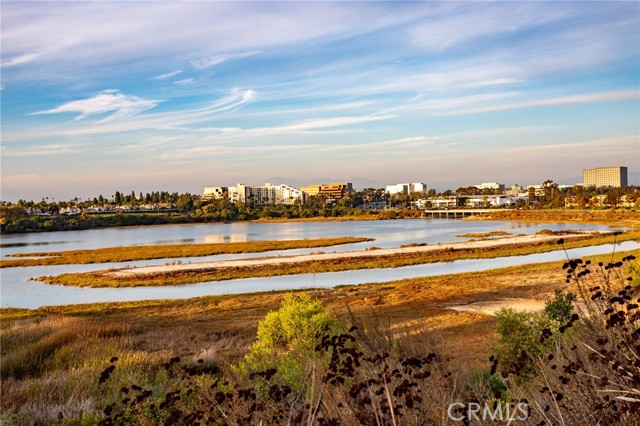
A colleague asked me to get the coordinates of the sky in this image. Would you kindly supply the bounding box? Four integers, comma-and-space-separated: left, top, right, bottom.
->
1, 1, 639, 202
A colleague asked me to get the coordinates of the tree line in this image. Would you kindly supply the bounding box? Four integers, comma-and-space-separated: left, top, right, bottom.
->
1, 184, 637, 233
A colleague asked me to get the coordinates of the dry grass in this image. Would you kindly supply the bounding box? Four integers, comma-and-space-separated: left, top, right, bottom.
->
0, 237, 372, 268
456, 231, 511, 238
467, 208, 640, 228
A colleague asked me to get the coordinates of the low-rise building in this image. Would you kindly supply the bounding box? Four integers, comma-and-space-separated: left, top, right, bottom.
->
227, 183, 305, 206
300, 182, 353, 200
473, 182, 505, 191
385, 182, 427, 195
429, 197, 458, 209
202, 187, 228, 200
462, 195, 515, 207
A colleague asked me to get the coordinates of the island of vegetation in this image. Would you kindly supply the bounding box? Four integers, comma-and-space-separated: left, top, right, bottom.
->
0, 237, 372, 268
35, 230, 639, 287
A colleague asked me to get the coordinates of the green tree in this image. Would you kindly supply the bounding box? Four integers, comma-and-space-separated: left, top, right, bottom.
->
175, 194, 194, 212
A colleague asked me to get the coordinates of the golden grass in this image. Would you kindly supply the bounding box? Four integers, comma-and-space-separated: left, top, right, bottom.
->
466, 208, 640, 228
38, 231, 640, 288
455, 231, 511, 238
0, 237, 372, 268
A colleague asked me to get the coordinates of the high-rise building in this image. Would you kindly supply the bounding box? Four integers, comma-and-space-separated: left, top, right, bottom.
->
583, 167, 628, 188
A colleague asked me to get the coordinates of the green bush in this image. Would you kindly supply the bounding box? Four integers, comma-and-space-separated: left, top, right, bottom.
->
544, 290, 577, 322
626, 259, 640, 289
236, 293, 340, 388
494, 308, 559, 380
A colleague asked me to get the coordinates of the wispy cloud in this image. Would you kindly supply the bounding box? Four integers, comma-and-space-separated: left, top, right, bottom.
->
2, 51, 44, 67
30, 90, 161, 122
3, 143, 87, 157
439, 90, 639, 116
190, 51, 261, 70
174, 78, 195, 86
409, 3, 568, 51
152, 70, 183, 80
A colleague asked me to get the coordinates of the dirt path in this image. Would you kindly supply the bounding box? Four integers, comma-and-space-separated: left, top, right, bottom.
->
109, 232, 602, 278
448, 299, 547, 315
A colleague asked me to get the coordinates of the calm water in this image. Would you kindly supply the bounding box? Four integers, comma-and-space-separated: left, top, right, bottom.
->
0, 219, 631, 309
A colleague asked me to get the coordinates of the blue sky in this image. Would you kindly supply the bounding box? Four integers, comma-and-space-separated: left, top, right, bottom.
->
1, 1, 639, 201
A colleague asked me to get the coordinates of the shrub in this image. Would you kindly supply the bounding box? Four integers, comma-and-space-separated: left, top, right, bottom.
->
544, 289, 577, 322
237, 293, 340, 388
626, 258, 640, 289
494, 308, 560, 380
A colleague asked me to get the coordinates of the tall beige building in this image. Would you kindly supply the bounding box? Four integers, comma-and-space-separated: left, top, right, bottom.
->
583, 167, 628, 188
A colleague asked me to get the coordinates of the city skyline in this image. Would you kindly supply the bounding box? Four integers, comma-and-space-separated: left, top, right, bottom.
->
2, 1, 639, 201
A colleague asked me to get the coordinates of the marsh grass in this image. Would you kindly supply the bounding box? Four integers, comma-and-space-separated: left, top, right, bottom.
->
467, 209, 640, 228
39, 231, 640, 288
0, 237, 372, 268
456, 231, 511, 238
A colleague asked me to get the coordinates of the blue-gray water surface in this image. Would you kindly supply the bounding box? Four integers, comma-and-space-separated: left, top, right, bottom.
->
0, 219, 633, 309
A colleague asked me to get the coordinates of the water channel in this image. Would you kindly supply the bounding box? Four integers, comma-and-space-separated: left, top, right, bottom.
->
1, 219, 634, 309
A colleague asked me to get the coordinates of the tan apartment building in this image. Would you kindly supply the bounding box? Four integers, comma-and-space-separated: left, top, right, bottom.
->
202, 187, 228, 200
583, 166, 628, 188
300, 182, 353, 200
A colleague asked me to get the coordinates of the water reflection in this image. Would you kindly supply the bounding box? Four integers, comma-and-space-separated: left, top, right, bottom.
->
202, 234, 248, 243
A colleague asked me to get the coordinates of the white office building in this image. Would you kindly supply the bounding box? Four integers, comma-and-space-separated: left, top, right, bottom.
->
386, 182, 427, 195
227, 183, 305, 205
473, 182, 505, 191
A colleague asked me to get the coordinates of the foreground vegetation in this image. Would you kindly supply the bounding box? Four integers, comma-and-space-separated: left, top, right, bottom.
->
1, 248, 638, 425
37, 230, 640, 287
0, 237, 372, 268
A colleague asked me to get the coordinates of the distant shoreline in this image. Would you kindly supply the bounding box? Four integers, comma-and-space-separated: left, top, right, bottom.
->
2, 208, 637, 235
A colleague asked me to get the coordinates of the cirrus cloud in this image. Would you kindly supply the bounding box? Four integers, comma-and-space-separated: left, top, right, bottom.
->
190, 51, 261, 70
30, 89, 160, 123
